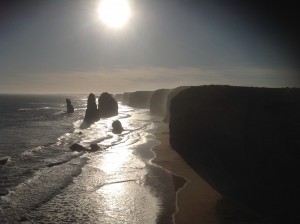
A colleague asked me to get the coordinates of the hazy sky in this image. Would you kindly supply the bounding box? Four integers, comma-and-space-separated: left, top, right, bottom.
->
1, 0, 299, 94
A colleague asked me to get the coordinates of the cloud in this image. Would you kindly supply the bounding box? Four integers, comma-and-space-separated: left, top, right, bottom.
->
0, 66, 298, 94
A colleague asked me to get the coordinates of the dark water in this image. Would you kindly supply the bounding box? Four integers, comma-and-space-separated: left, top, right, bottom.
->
0, 94, 179, 223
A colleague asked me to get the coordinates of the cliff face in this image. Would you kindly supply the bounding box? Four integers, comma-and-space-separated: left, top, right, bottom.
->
150, 89, 171, 116
163, 86, 189, 122
114, 94, 123, 102
169, 85, 300, 218
122, 92, 131, 105
128, 91, 154, 109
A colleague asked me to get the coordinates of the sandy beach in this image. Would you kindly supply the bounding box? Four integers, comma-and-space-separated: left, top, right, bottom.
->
152, 122, 221, 224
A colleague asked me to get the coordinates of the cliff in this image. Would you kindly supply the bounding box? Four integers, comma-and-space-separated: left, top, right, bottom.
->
150, 89, 171, 116
128, 91, 154, 109
169, 85, 300, 221
163, 86, 189, 122
114, 94, 123, 102
122, 92, 131, 105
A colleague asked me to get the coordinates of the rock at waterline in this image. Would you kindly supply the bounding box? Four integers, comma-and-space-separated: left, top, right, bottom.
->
66, 98, 74, 113
0, 188, 9, 196
112, 120, 124, 134
90, 143, 100, 152
69, 143, 88, 152
0, 156, 9, 165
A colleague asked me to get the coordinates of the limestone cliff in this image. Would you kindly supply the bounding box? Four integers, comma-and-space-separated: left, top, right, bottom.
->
169, 85, 300, 220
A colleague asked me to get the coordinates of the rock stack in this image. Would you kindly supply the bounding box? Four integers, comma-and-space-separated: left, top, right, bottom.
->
66, 98, 74, 113
98, 92, 118, 118
84, 93, 100, 124
83, 92, 118, 124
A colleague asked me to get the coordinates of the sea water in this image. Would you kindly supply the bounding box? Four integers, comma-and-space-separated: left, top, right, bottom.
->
0, 94, 178, 223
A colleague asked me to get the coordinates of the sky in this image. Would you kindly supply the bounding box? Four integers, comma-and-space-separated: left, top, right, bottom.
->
0, 0, 299, 94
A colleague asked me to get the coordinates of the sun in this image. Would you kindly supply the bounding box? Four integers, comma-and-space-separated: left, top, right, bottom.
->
98, 0, 131, 29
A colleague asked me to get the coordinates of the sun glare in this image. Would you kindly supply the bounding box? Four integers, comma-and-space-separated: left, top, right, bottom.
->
98, 0, 131, 29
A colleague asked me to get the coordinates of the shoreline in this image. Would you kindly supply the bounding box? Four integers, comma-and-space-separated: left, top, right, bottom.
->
152, 122, 221, 224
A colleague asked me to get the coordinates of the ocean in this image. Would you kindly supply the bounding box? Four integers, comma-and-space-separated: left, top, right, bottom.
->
0, 94, 178, 223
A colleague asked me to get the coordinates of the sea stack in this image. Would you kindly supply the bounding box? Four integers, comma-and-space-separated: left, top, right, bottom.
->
84, 93, 100, 123
66, 98, 74, 113
98, 92, 118, 118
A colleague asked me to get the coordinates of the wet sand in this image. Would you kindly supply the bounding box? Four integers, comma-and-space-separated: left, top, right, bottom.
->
152, 123, 221, 224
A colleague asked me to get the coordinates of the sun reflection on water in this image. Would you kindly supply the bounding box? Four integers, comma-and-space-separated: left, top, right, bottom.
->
99, 147, 131, 173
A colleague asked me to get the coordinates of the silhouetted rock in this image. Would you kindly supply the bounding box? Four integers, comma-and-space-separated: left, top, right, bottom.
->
0, 188, 9, 196
150, 89, 171, 116
66, 98, 74, 113
98, 92, 118, 118
163, 86, 189, 122
84, 93, 100, 123
169, 85, 300, 221
112, 120, 124, 134
128, 91, 154, 109
90, 143, 100, 152
0, 156, 9, 165
69, 143, 88, 152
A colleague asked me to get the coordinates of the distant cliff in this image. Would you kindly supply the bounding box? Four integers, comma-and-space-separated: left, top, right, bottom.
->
163, 86, 189, 122
114, 94, 123, 102
150, 89, 171, 116
122, 92, 131, 105
128, 91, 154, 109
169, 85, 300, 220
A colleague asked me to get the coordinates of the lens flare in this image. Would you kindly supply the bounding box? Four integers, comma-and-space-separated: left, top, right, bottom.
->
98, 0, 131, 29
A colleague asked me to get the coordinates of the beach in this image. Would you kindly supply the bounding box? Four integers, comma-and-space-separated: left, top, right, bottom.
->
152, 122, 221, 224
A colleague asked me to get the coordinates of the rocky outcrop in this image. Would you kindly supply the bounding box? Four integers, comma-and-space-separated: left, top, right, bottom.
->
169, 85, 300, 220
112, 120, 124, 134
98, 92, 118, 118
0, 156, 9, 165
90, 143, 100, 152
84, 93, 100, 124
128, 91, 154, 109
69, 143, 88, 152
150, 89, 171, 116
0, 188, 9, 196
163, 86, 189, 122
66, 98, 74, 113
70, 143, 100, 152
